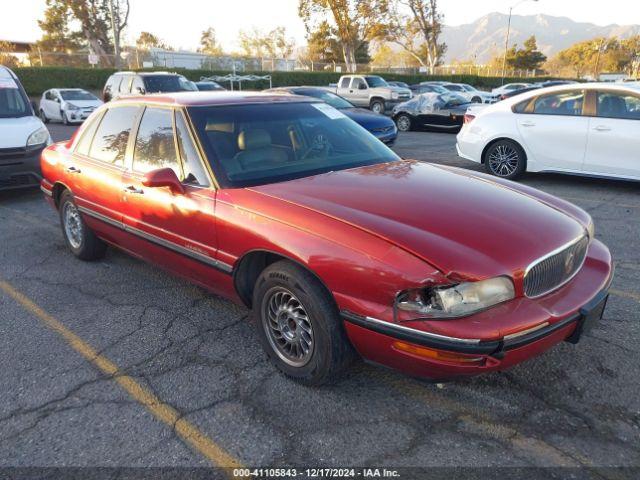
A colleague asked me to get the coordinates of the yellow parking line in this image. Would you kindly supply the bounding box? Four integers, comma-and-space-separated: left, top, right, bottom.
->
0, 280, 243, 473
610, 288, 640, 303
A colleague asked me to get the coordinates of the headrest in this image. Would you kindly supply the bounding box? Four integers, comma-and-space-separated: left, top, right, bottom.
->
238, 129, 271, 150
205, 121, 234, 133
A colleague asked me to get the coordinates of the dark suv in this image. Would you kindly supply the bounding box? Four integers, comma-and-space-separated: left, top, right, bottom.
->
102, 71, 196, 102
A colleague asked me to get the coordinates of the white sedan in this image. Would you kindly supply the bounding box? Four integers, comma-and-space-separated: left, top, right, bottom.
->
456, 83, 640, 181
490, 83, 530, 96
39, 88, 103, 125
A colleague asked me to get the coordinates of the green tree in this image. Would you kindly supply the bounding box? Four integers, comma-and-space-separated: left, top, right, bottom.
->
238, 26, 295, 58
199, 27, 224, 56
36, 0, 128, 67
510, 36, 546, 70
136, 32, 172, 51
0, 42, 20, 68
299, 0, 387, 72
375, 0, 445, 73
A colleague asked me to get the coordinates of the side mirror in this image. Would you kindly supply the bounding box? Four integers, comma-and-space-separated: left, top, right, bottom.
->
142, 168, 185, 194
358, 83, 367, 90
135, 86, 146, 94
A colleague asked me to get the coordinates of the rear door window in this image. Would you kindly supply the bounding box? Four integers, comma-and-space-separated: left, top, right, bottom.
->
89, 106, 138, 166
75, 111, 104, 156
596, 91, 640, 120
533, 90, 584, 116
132, 107, 180, 176
339, 77, 351, 89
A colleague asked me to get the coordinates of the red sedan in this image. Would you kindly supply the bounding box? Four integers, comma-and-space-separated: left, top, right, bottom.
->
40, 92, 613, 385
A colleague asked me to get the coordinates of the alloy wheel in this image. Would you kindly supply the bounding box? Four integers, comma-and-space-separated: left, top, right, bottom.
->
396, 115, 411, 132
63, 202, 83, 249
488, 144, 520, 177
262, 286, 314, 367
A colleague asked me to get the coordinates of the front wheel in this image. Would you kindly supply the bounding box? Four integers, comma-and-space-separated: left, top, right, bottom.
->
370, 99, 385, 114
40, 109, 49, 124
59, 190, 107, 261
62, 111, 70, 125
483, 139, 527, 180
253, 261, 356, 385
395, 114, 412, 132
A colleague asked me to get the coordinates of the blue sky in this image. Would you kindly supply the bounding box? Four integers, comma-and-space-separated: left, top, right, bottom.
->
3, 0, 639, 51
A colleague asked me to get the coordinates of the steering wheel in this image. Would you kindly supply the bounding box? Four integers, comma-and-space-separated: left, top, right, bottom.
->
300, 132, 333, 161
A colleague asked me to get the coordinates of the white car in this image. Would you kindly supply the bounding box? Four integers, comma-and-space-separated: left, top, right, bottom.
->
490, 83, 530, 97
440, 83, 495, 104
0, 66, 51, 191
39, 88, 103, 125
456, 83, 640, 181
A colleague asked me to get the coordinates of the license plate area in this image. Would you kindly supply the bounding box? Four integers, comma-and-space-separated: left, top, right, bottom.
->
565, 292, 608, 344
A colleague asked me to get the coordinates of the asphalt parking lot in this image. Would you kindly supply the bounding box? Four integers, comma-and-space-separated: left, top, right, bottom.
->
1, 123, 639, 477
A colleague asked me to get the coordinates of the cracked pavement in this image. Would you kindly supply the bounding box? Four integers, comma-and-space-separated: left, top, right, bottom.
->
0, 124, 638, 474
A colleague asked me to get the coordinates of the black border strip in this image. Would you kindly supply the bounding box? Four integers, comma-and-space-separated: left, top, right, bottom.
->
341, 310, 501, 355
77, 206, 233, 275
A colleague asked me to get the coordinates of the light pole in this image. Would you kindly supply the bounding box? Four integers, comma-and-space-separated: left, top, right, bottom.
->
501, 0, 539, 85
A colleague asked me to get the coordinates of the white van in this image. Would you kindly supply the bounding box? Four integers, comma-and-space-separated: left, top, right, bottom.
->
0, 65, 51, 191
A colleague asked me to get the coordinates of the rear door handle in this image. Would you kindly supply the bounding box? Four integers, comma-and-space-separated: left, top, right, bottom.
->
123, 185, 144, 194
66, 166, 81, 174
593, 125, 611, 132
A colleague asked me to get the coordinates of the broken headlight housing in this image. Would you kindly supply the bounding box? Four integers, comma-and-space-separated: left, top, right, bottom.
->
396, 277, 515, 319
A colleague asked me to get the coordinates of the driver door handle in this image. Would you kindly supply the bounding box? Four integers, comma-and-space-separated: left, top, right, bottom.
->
123, 185, 144, 194
66, 166, 81, 174
593, 125, 611, 132
520, 121, 536, 127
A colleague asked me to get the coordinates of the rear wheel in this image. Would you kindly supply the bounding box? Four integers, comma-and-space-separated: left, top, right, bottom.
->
483, 139, 527, 180
472, 96, 482, 103
59, 190, 107, 261
395, 114, 412, 132
253, 260, 356, 385
370, 99, 385, 114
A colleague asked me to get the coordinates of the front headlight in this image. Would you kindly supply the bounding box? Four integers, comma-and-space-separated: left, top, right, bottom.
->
66, 103, 79, 110
397, 277, 515, 318
586, 217, 595, 241
26, 126, 51, 147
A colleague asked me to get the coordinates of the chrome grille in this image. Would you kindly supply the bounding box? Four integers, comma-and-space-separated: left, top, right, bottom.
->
524, 235, 589, 297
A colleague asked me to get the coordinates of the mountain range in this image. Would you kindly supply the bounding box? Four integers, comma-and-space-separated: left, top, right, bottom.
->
441, 13, 640, 63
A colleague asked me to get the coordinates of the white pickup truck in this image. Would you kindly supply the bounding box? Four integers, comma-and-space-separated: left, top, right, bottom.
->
331, 75, 412, 114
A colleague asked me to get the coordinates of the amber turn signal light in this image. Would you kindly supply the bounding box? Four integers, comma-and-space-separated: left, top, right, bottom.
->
392, 341, 485, 365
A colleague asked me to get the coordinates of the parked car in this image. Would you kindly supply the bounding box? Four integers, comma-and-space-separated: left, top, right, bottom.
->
387, 81, 410, 89
39, 88, 103, 125
495, 84, 543, 101
102, 71, 197, 102
194, 80, 225, 91
410, 83, 450, 95
430, 82, 495, 104
332, 75, 412, 114
491, 83, 531, 97
392, 92, 474, 132
40, 91, 612, 384
456, 83, 640, 181
0, 66, 51, 191
266, 86, 397, 145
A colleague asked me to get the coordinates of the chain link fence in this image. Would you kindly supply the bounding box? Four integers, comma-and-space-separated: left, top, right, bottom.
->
19, 48, 541, 78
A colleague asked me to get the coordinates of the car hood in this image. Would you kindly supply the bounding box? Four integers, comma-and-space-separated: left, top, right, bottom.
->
251, 160, 585, 280
342, 107, 395, 129
64, 100, 102, 108
0, 116, 44, 148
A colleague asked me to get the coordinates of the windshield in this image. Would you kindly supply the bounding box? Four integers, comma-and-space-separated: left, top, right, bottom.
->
0, 82, 30, 118
143, 75, 195, 93
365, 76, 388, 88
293, 89, 353, 109
60, 90, 98, 101
460, 84, 477, 92
188, 102, 399, 188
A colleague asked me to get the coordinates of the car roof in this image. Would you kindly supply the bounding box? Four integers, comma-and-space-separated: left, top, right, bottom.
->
499, 81, 640, 106
0, 65, 16, 79
113, 71, 179, 77
111, 91, 316, 107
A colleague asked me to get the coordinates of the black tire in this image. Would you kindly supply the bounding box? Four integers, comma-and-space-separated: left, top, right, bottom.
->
62, 110, 69, 125
483, 139, 527, 180
370, 99, 385, 114
40, 109, 49, 124
472, 96, 482, 103
59, 190, 107, 261
252, 260, 356, 385
395, 114, 413, 132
